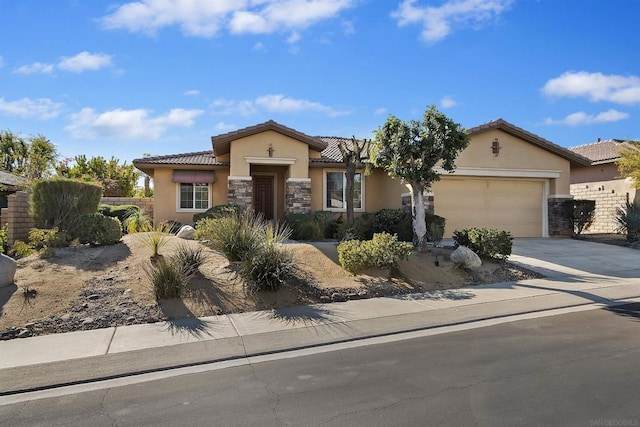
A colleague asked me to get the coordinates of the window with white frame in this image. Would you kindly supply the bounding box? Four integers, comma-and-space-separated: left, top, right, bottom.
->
325, 171, 363, 210
179, 183, 209, 210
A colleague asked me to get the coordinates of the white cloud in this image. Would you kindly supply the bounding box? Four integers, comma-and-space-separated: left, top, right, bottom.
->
211, 94, 350, 117
544, 109, 629, 126
214, 121, 237, 132
0, 97, 63, 119
14, 62, 54, 75
287, 31, 301, 44
253, 42, 267, 51
542, 71, 640, 105
66, 107, 204, 139
101, 0, 355, 38
57, 52, 112, 73
183, 89, 200, 96
374, 107, 388, 115
392, 0, 513, 43
440, 96, 457, 108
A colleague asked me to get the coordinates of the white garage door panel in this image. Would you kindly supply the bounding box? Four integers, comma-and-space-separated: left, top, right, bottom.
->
435, 179, 543, 238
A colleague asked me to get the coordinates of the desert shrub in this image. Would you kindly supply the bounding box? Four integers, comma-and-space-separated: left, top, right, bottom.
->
426, 222, 445, 245
123, 209, 152, 234
242, 243, 295, 292
159, 220, 183, 234
38, 246, 56, 259
193, 204, 241, 223
77, 213, 122, 246
172, 244, 207, 274
138, 225, 171, 257
372, 209, 414, 242
338, 232, 413, 274
195, 213, 265, 262
9, 241, 34, 259
99, 204, 141, 223
616, 201, 640, 242
30, 178, 103, 235
285, 213, 324, 241
28, 228, 72, 250
0, 223, 7, 254
313, 211, 342, 239
565, 199, 596, 236
453, 228, 513, 260
144, 257, 195, 299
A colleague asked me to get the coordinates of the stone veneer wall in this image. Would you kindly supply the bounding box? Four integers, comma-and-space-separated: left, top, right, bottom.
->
227, 177, 253, 210
401, 194, 434, 215
0, 191, 36, 245
548, 197, 573, 237
570, 184, 627, 234
285, 179, 311, 214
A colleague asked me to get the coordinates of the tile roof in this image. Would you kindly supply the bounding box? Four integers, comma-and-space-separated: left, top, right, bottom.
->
568, 139, 635, 165
0, 170, 26, 188
468, 118, 591, 167
132, 151, 226, 166
313, 136, 351, 163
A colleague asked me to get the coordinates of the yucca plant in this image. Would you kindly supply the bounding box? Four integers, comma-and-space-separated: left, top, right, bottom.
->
197, 211, 266, 262
144, 257, 195, 299
138, 224, 171, 259
172, 244, 207, 275
123, 209, 152, 234
616, 201, 640, 242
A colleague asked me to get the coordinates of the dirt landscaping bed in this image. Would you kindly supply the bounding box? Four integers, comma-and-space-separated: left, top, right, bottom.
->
0, 234, 540, 340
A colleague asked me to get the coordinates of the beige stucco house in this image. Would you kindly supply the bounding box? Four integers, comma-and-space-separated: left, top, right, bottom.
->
132, 119, 589, 238
569, 139, 639, 233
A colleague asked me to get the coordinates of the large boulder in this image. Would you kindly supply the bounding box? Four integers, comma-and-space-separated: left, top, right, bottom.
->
450, 245, 482, 269
0, 253, 17, 287
176, 225, 196, 240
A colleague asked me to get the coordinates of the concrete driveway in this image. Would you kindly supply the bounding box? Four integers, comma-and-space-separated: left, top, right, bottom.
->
511, 238, 640, 281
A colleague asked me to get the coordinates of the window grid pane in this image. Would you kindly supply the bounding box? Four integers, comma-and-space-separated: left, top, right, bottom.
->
180, 183, 194, 209
326, 172, 344, 209
194, 184, 209, 210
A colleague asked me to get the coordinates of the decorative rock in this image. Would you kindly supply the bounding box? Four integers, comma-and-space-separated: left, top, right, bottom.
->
87, 294, 101, 300
127, 316, 136, 322
331, 292, 347, 302
0, 253, 17, 288
176, 225, 196, 240
60, 313, 72, 321
450, 245, 482, 269
82, 317, 94, 325
320, 295, 332, 303
17, 329, 31, 338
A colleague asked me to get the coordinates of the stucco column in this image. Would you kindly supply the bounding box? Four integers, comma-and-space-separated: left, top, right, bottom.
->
285, 178, 311, 214
227, 176, 253, 210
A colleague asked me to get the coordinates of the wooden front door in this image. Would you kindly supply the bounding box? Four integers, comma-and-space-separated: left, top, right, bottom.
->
253, 175, 274, 220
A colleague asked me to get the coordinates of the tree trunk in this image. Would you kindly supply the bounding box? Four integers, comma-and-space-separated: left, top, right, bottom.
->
144, 175, 151, 197
410, 181, 427, 252
345, 163, 356, 225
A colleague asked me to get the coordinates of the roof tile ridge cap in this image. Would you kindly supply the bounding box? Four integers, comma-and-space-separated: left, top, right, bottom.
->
135, 150, 213, 160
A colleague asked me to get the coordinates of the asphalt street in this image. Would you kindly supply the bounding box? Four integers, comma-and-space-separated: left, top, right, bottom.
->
2, 303, 640, 427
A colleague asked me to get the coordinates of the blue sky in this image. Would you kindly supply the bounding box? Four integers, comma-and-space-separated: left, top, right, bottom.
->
1, 0, 640, 165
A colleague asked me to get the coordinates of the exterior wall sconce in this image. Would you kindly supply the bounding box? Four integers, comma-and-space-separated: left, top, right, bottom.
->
491, 138, 501, 156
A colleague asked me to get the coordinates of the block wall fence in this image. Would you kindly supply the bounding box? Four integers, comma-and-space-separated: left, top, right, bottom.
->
0, 193, 153, 246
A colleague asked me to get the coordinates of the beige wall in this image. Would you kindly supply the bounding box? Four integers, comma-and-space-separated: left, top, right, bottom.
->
457, 129, 571, 195
309, 167, 405, 213
229, 130, 309, 178
152, 167, 228, 225
571, 163, 620, 184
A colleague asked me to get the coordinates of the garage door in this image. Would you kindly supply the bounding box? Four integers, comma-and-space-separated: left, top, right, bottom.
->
434, 178, 544, 238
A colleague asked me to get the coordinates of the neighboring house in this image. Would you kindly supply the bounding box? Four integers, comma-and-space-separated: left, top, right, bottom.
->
0, 170, 27, 210
133, 119, 589, 238
569, 139, 640, 234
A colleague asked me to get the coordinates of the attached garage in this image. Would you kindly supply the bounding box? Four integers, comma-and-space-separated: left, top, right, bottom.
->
434, 178, 544, 237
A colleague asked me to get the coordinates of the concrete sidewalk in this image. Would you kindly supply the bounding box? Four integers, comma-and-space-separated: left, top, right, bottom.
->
2, 238, 639, 395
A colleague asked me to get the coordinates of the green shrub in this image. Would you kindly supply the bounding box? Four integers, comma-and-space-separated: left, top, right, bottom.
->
30, 178, 103, 235
195, 213, 265, 262
616, 201, 640, 242
193, 204, 241, 223
426, 222, 445, 245
452, 228, 513, 260
372, 209, 415, 242
565, 199, 596, 235
314, 211, 342, 239
77, 213, 122, 246
0, 223, 7, 254
123, 209, 152, 234
242, 243, 295, 292
338, 232, 413, 274
99, 204, 141, 223
337, 212, 375, 240
28, 228, 72, 250
9, 240, 34, 259
285, 213, 324, 241
144, 257, 195, 299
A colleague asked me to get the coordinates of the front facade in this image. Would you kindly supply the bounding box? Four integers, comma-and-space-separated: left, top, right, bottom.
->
133, 119, 589, 238
570, 139, 639, 234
